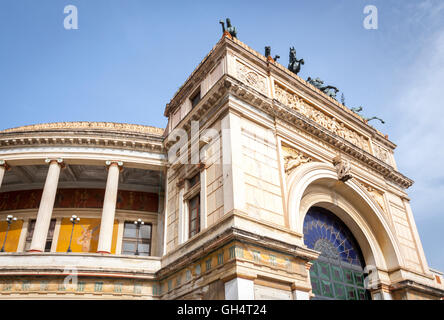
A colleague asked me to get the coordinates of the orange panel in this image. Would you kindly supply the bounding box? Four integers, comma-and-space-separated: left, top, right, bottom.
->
56, 218, 119, 254
0, 220, 23, 252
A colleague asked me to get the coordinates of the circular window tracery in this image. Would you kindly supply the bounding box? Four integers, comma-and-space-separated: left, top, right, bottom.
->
303, 206, 370, 300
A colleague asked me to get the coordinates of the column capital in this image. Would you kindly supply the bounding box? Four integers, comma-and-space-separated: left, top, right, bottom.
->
0, 160, 10, 171
198, 161, 208, 171
105, 160, 123, 171
176, 178, 185, 189
45, 158, 65, 168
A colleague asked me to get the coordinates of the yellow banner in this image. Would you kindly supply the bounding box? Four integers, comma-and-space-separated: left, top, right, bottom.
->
0, 220, 23, 252
56, 218, 118, 253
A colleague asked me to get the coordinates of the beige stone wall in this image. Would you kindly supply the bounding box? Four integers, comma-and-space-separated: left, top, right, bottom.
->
205, 122, 224, 227
241, 118, 284, 226
169, 60, 225, 131
166, 174, 179, 252
386, 192, 423, 272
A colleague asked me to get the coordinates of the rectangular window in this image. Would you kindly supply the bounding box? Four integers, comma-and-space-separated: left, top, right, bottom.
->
122, 222, 152, 256
190, 89, 201, 108
188, 194, 200, 238
188, 173, 200, 188
25, 219, 56, 252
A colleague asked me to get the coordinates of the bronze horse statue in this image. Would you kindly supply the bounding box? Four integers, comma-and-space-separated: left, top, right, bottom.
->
288, 47, 304, 75
351, 106, 385, 124
307, 77, 339, 99
219, 18, 237, 39
265, 46, 280, 62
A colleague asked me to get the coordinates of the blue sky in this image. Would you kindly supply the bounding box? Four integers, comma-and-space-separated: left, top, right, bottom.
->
0, 1, 443, 271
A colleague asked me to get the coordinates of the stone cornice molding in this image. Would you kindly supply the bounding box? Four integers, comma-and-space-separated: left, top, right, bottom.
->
156, 226, 320, 279
0, 122, 164, 136
164, 74, 412, 188
0, 133, 164, 154
223, 76, 413, 189
390, 279, 444, 298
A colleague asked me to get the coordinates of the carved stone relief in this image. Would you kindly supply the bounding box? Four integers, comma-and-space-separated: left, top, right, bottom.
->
361, 182, 387, 213
373, 143, 391, 165
281, 145, 312, 175
236, 61, 268, 95
274, 84, 372, 154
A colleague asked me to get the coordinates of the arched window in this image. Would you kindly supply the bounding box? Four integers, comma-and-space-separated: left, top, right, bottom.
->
303, 206, 370, 300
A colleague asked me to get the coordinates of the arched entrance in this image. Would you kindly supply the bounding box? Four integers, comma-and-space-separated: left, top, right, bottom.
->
304, 206, 370, 300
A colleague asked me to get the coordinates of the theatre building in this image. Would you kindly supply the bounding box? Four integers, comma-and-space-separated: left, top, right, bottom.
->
0, 34, 443, 300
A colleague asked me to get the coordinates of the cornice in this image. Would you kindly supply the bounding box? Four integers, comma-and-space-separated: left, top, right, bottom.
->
390, 279, 444, 298
163, 73, 412, 189
222, 76, 413, 189
156, 226, 319, 280
0, 121, 164, 136
0, 132, 164, 154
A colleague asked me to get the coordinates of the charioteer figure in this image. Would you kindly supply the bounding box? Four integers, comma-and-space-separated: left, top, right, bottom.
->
219, 18, 237, 39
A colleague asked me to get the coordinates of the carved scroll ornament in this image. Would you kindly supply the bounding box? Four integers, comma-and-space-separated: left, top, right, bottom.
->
236, 62, 268, 95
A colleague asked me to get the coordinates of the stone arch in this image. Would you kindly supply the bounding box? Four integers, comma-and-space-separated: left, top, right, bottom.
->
287, 161, 404, 272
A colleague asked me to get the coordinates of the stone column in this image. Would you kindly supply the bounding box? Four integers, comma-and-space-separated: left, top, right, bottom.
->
224, 277, 255, 300
29, 159, 64, 252
97, 161, 122, 254
162, 171, 169, 255
0, 160, 9, 189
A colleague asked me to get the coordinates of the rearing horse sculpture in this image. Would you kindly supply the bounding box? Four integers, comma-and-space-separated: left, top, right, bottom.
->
307, 77, 339, 99
219, 18, 237, 39
265, 46, 280, 62
351, 106, 385, 124
288, 47, 304, 75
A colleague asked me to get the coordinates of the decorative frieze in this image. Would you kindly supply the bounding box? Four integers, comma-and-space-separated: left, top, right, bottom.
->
236, 61, 268, 95
0, 278, 152, 297
274, 84, 372, 154
225, 78, 412, 189
372, 143, 391, 166
1, 122, 164, 136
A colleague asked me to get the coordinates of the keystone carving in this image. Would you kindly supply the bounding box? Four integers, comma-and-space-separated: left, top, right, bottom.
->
333, 155, 352, 182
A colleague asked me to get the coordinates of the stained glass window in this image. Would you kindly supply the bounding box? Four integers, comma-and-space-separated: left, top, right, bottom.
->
303, 206, 370, 300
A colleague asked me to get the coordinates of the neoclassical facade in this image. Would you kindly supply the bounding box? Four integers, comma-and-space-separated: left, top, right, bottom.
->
0, 34, 443, 300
